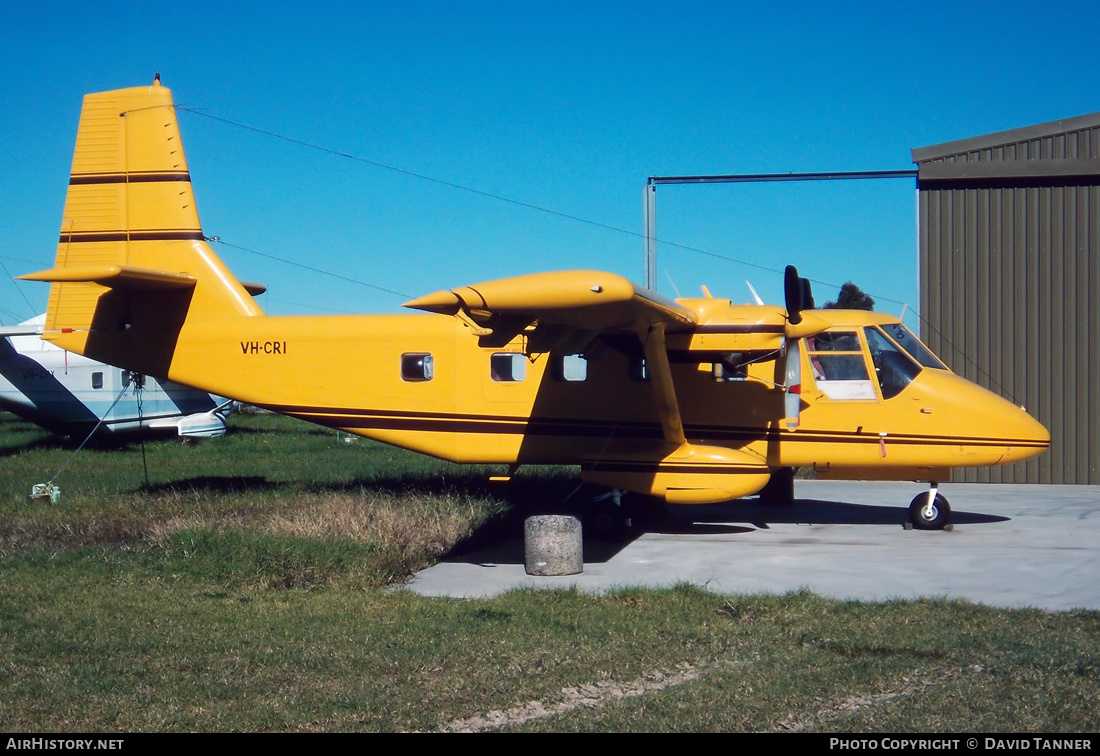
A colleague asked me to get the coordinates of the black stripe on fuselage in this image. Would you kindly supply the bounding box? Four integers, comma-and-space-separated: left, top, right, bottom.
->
262, 403, 1048, 449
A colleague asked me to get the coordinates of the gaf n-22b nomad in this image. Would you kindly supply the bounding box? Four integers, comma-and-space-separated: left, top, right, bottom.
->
21, 80, 1049, 529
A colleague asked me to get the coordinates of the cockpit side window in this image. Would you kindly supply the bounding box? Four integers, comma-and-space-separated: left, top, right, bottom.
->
865, 327, 922, 399
880, 324, 947, 370
805, 331, 875, 400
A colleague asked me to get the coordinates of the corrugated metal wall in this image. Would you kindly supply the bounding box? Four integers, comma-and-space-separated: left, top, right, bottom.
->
913, 114, 1100, 483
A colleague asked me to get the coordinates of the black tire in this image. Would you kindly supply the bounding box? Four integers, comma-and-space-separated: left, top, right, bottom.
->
758, 467, 796, 504
909, 492, 950, 530
583, 499, 627, 538
622, 495, 669, 530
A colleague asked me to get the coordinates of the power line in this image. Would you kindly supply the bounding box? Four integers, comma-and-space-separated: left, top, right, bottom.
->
178, 107, 909, 307
208, 237, 413, 300
1, 259, 40, 319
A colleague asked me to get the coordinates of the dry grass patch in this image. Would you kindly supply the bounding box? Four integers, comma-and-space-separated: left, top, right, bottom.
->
3, 485, 503, 589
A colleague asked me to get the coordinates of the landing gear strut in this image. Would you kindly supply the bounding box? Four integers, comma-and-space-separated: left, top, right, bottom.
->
908, 483, 951, 530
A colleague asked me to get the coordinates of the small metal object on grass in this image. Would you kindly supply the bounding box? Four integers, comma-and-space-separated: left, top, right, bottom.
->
29, 483, 61, 504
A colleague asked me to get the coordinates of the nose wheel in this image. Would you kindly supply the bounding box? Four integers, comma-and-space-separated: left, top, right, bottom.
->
908, 485, 950, 530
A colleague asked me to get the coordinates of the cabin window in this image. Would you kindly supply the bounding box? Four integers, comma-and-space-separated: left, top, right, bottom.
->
91, 372, 103, 390
401, 353, 434, 382
490, 352, 527, 382
553, 354, 588, 382
865, 328, 922, 399
805, 331, 875, 400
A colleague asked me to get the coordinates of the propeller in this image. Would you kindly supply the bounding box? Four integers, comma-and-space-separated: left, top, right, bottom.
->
783, 264, 814, 429
783, 265, 815, 325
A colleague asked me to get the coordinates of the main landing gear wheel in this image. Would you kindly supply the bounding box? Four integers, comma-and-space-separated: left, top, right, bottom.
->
758, 467, 796, 504
583, 490, 667, 538
584, 490, 628, 538
908, 492, 951, 530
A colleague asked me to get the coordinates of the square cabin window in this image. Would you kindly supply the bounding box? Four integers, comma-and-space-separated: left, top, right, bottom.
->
491, 353, 527, 382
91, 372, 103, 390
401, 353, 434, 382
553, 354, 588, 382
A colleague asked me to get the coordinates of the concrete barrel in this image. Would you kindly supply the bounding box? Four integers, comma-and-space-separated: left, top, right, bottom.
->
524, 515, 583, 576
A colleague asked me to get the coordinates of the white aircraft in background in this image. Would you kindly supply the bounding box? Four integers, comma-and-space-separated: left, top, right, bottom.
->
0, 315, 231, 439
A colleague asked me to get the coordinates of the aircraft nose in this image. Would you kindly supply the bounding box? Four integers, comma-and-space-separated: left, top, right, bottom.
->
966, 380, 1050, 463
921, 370, 1050, 466
1001, 404, 1050, 463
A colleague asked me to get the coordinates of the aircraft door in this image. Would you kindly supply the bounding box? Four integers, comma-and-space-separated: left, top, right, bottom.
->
794, 329, 884, 470
803, 331, 877, 401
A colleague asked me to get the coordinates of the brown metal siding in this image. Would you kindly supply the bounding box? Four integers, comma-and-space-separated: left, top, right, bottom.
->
915, 114, 1100, 483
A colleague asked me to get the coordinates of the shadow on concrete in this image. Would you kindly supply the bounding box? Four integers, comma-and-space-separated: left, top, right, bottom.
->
667, 498, 1010, 528
443, 495, 1011, 567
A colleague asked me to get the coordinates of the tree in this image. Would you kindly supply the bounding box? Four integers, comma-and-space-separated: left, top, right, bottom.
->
824, 282, 874, 311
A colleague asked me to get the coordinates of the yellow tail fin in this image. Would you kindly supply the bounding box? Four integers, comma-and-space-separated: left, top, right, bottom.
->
20, 77, 262, 375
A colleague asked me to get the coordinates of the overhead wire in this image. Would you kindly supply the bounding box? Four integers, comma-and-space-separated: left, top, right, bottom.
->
1, 259, 40, 321
5, 106, 982, 391
206, 237, 413, 300
181, 108, 1002, 398
176, 107, 908, 307
176, 111, 1007, 398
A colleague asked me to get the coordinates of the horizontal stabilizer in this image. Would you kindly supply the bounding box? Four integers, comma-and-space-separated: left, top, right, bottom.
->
0, 325, 43, 337
19, 264, 197, 290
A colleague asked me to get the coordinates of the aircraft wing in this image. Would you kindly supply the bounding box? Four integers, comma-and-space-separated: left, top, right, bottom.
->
403, 270, 697, 345
407, 270, 704, 451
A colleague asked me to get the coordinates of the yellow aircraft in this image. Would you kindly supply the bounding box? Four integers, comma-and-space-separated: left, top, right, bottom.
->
21, 79, 1049, 530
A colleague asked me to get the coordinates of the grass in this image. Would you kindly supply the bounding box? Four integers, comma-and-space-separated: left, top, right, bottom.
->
2, 411, 518, 587
1, 411, 1098, 732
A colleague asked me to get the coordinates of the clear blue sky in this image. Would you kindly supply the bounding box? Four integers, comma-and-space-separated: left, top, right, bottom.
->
2, 1, 1098, 327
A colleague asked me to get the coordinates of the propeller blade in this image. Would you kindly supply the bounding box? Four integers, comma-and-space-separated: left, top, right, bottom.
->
784, 338, 802, 430
784, 265, 803, 325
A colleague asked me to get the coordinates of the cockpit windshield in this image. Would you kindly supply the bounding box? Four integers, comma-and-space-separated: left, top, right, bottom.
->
879, 324, 947, 370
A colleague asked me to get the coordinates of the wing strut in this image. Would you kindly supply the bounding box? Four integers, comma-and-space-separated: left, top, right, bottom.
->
641, 322, 686, 446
